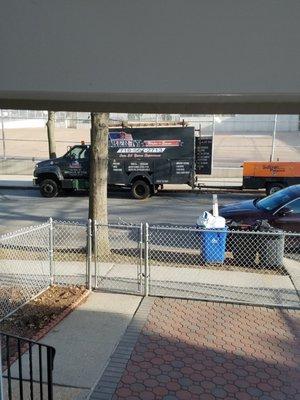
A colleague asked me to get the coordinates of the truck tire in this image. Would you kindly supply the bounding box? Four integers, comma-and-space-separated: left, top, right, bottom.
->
40, 179, 59, 198
266, 183, 284, 196
131, 180, 150, 200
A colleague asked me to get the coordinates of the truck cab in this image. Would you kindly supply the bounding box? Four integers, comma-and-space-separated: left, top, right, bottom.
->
34, 145, 90, 197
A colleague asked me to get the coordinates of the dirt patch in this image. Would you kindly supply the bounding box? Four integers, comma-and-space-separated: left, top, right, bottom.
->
0, 285, 87, 337
0, 286, 87, 368
0, 285, 88, 366
0, 286, 30, 320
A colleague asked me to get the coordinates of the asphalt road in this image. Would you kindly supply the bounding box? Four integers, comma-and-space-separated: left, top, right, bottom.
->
0, 188, 261, 234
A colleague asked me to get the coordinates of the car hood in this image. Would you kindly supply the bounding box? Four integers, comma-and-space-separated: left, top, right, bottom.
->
219, 199, 265, 218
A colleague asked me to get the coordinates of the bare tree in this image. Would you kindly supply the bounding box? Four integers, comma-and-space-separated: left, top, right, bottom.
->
46, 111, 57, 158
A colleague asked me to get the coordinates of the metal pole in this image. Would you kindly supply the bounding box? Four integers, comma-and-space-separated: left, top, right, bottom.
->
49, 218, 54, 285
47, 347, 54, 400
138, 223, 143, 294
87, 219, 92, 290
93, 220, 98, 289
0, 110, 6, 159
0, 336, 4, 400
144, 223, 149, 297
270, 114, 278, 161
211, 114, 216, 171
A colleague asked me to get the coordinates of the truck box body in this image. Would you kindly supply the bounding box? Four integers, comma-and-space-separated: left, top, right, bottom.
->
243, 161, 300, 194
108, 127, 195, 186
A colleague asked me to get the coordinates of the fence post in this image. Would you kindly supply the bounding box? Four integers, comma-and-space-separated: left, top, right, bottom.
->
138, 223, 143, 294
0, 336, 4, 400
47, 347, 55, 400
87, 219, 92, 290
144, 223, 149, 297
49, 218, 54, 285
93, 220, 98, 289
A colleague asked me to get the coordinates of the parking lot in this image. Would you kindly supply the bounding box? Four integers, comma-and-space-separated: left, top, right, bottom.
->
0, 188, 260, 234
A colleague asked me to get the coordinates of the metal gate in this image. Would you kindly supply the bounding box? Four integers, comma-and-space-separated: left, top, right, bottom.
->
94, 223, 143, 295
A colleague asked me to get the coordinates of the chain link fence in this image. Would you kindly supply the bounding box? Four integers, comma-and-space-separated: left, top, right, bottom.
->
52, 220, 88, 287
0, 219, 299, 321
0, 223, 51, 320
1, 111, 299, 170
147, 225, 299, 307
94, 223, 143, 294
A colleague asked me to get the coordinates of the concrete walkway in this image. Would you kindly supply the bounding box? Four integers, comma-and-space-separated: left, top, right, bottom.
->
5, 292, 141, 400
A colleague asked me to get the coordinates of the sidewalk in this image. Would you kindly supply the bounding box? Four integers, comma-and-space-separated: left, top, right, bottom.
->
0, 175, 242, 190
90, 296, 300, 400
0, 174, 35, 188
6, 292, 141, 400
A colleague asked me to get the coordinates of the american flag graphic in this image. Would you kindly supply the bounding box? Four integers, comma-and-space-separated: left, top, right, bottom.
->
109, 131, 133, 141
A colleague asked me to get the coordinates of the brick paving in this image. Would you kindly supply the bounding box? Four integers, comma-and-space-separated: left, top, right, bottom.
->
110, 298, 299, 400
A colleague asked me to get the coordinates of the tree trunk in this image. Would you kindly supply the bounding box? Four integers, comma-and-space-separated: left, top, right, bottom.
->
89, 112, 110, 256
46, 111, 56, 159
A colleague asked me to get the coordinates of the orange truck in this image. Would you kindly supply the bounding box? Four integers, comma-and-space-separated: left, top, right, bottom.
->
243, 161, 300, 195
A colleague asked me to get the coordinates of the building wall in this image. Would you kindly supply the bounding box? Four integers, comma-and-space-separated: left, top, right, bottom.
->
181, 115, 300, 133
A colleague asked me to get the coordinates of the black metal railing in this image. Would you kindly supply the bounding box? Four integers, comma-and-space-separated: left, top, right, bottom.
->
0, 332, 55, 400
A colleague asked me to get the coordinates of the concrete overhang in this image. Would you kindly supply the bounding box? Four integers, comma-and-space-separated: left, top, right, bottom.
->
1, 0, 300, 114
1, 92, 300, 114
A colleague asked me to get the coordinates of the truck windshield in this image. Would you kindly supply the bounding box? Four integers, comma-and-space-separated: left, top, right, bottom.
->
256, 186, 298, 212
65, 146, 87, 160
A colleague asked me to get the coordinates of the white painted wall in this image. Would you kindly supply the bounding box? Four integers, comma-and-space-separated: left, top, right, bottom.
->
213, 115, 299, 133
0, 0, 300, 113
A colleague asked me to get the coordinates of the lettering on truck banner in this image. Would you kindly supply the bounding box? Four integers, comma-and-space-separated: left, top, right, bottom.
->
128, 162, 151, 172
117, 148, 166, 154
175, 161, 190, 175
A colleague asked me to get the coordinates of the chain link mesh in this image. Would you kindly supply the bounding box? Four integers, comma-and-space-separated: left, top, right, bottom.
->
0, 224, 50, 320
284, 232, 300, 262
53, 220, 88, 286
148, 226, 300, 308
95, 223, 142, 294
0, 219, 298, 316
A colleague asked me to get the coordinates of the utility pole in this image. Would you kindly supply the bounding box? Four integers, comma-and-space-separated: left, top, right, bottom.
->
270, 114, 278, 162
0, 110, 6, 159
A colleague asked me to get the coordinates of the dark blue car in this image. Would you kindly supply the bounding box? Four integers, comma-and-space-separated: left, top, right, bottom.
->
219, 185, 300, 233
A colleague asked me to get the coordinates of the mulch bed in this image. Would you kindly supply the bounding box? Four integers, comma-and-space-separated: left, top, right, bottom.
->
0, 285, 89, 367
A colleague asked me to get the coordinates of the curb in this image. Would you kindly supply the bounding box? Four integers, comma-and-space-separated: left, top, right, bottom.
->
89, 297, 155, 400
0, 185, 36, 190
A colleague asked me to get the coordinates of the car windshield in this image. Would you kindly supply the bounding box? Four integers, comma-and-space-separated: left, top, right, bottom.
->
256, 186, 299, 212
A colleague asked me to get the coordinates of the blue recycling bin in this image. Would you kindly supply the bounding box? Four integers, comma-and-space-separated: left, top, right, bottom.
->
200, 227, 228, 263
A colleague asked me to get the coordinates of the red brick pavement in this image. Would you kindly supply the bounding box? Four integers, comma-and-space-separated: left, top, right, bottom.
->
113, 298, 300, 400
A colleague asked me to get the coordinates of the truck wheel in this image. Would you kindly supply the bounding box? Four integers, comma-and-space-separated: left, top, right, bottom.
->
131, 180, 150, 200
40, 179, 59, 198
266, 183, 284, 196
